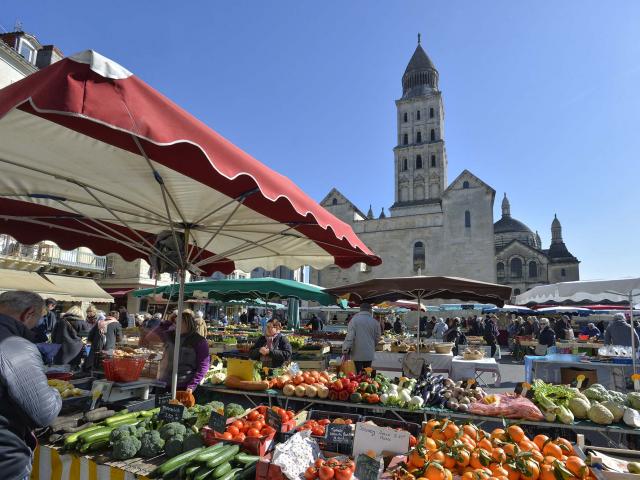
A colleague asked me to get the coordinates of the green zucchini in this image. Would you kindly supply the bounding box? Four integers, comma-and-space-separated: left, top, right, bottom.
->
206, 445, 240, 469
185, 464, 201, 477
78, 439, 109, 453
234, 453, 260, 465
194, 465, 216, 480
105, 411, 140, 426
140, 407, 160, 417
213, 462, 231, 478
64, 425, 103, 445
216, 467, 242, 480
152, 446, 205, 477
78, 427, 114, 444
236, 462, 257, 480
194, 442, 227, 463
104, 417, 141, 428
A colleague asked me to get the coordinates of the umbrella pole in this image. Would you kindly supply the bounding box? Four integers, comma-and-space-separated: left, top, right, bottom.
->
417, 294, 422, 353
631, 291, 637, 376
170, 229, 190, 399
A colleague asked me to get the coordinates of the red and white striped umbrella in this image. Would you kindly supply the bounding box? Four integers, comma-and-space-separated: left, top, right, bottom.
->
0, 50, 380, 395
0, 50, 380, 275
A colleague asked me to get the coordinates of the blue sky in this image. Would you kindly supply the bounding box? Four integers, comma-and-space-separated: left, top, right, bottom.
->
3, 1, 639, 280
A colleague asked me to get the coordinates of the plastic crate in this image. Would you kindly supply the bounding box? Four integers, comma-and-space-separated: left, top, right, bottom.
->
102, 357, 146, 382
361, 416, 421, 437
201, 426, 276, 456
282, 410, 362, 455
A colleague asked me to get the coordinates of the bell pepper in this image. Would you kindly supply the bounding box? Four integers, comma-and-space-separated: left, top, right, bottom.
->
341, 378, 351, 389
367, 394, 380, 404
338, 390, 350, 402
332, 380, 343, 392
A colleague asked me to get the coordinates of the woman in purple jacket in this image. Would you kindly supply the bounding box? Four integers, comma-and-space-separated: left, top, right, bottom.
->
158, 309, 210, 393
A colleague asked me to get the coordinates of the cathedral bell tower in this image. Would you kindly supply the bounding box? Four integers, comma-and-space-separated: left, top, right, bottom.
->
391, 34, 448, 215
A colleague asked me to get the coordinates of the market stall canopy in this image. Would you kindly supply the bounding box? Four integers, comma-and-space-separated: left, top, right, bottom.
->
534, 306, 593, 316
43, 274, 113, 303
326, 276, 512, 307
515, 278, 640, 306
482, 304, 535, 314
131, 277, 336, 305
0, 50, 381, 276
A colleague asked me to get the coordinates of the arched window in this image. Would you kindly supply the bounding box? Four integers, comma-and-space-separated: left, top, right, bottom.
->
497, 262, 505, 277
416, 131, 422, 143
561, 268, 566, 277
403, 112, 407, 122
416, 155, 423, 169
430, 107, 434, 118
510, 258, 523, 278
430, 129, 435, 141
403, 133, 408, 145
463, 181, 470, 189
528, 261, 537, 278
331, 198, 338, 205
413, 241, 425, 272
402, 158, 408, 171
431, 155, 436, 167
416, 110, 421, 120
464, 210, 471, 228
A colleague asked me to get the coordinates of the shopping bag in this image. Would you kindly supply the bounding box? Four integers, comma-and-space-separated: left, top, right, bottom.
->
340, 355, 357, 375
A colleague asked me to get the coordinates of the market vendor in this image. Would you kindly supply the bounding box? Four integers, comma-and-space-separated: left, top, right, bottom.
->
584, 322, 601, 339
157, 309, 210, 393
536, 318, 556, 354
249, 319, 292, 368
85, 311, 122, 370
604, 313, 640, 347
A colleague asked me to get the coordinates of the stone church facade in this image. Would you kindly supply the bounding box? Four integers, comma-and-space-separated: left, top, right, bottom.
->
310, 40, 579, 293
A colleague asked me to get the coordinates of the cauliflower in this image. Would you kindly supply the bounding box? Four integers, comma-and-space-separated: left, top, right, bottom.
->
164, 435, 184, 458
111, 436, 141, 460
138, 430, 165, 458
159, 422, 187, 441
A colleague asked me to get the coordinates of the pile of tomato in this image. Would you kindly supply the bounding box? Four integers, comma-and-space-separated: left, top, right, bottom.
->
215, 405, 295, 442
296, 417, 353, 437
398, 419, 597, 480
305, 457, 355, 480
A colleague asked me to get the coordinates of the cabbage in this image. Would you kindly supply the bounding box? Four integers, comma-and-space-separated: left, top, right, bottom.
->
568, 397, 591, 419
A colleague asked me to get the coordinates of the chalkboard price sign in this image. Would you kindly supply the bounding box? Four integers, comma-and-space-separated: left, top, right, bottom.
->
208, 411, 227, 433
266, 408, 282, 431
158, 404, 184, 423
326, 424, 353, 445
354, 454, 380, 480
155, 393, 171, 408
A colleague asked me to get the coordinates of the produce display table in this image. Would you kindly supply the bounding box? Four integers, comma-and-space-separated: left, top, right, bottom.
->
199, 385, 640, 447
525, 356, 632, 391
450, 356, 501, 386
31, 443, 156, 480
372, 351, 453, 374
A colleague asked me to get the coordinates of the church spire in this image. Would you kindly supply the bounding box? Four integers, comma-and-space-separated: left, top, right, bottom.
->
501, 193, 511, 218
535, 230, 542, 249
367, 204, 374, 219
551, 214, 562, 243
402, 35, 438, 97
379, 207, 386, 219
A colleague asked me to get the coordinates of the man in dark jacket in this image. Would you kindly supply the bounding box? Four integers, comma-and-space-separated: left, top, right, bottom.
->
43, 298, 57, 334
0, 290, 62, 480
306, 315, 324, 332
249, 319, 292, 367
537, 318, 556, 353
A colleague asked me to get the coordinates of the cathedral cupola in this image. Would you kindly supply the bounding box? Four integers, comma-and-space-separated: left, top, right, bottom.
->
501, 193, 511, 217
551, 214, 562, 243
402, 34, 439, 98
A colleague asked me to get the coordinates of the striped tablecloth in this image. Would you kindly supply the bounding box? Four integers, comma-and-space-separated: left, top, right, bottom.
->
31, 444, 151, 480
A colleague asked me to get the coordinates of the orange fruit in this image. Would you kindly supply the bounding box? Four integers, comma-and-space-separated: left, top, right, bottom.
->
555, 438, 574, 455
491, 428, 507, 441
430, 451, 446, 464
444, 423, 460, 440
519, 440, 539, 453
456, 450, 471, 468
530, 451, 545, 464
408, 450, 426, 469
478, 438, 494, 452
503, 443, 518, 457
565, 456, 587, 479
504, 464, 521, 480
464, 424, 480, 440
424, 419, 441, 436
533, 435, 549, 451
507, 425, 526, 444
492, 447, 507, 464
444, 455, 456, 469
543, 456, 557, 465
462, 473, 475, 480
424, 437, 438, 451
520, 460, 540, 480
491, 465, 510, 478
425, 462, 446, 480
539, 465, 555, 480
542, 442, 563, 459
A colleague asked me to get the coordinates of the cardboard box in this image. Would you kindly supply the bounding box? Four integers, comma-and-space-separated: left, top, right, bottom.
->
560, 367, 598, 388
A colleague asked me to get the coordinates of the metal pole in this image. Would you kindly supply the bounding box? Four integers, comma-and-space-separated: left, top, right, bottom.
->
170, 229, 189, 398
417, 293, 422, 354
631, 292, 637, 376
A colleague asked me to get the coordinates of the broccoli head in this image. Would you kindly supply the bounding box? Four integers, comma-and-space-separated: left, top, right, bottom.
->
111, 436, 141, 460
164, 435, 184, 458
208, 401, 224, 414
110, 424, 139, 443
159, 422, 187, 441
183, 431, 204, 451
138, 430, 165, 458
224, 403, 245, 418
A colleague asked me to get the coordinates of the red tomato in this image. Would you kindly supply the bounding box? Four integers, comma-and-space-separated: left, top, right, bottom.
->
409, 435, 417, 448
247, 410, 260, 421
334, 466, 353, 480
252, 421, 264, 431
233, 432, 246, 442
343, 419, 352, 425
226, 426, 240, 436
311, 426, 325, 436
318, 419, 331, 426
232, 420, 244, 430
261, 425, 276, 436
286, 410, 295, 420
319, 465, 335, 480
221, 432, 233, 440
342, 460, 355, 472
257, 406, 268, 415
305, 467, 319, 480
325, 459, 340, 469
315, 459, 326, 468
246, 428, 261, 438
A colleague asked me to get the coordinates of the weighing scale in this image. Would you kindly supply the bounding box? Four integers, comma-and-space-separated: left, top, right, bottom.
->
90, 379, 165, 407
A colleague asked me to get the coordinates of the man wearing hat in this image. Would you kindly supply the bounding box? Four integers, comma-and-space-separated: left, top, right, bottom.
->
342, 303, 380, 373
605, 313, 639, 347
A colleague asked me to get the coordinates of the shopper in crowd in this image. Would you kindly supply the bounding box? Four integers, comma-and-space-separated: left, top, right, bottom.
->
418, 316, 429, 337
85, 311, 122, 370
342, 303, 381, 372
554, 315, 573, 341
117, 306, 130, 329
306, 314, 324, 332
470, 315, 484, 336
259, 311, 268, 334
239, 310, 248, 324
584, 322, 601, 339
141, 310, 176, 346
158, 309, 210, 393
194, 311, 208, 338
249, 318, 292, 368
0, 290, 62, 480
605, 313, 640, 347
433, 317, 448, 340
508, 317, 523, 337
43, 298, 57, 335
393, 316, 404, 334
536, 318, 556, 354
529, 316, 541, 337
51, 306, 87, 367
443, 318, 467, 355
483, 315, 500, 358
383, 317, 393, 331
424, 316, 436, 338
85, 304, 99, 327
